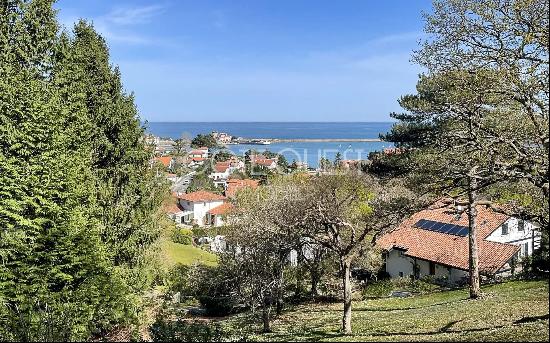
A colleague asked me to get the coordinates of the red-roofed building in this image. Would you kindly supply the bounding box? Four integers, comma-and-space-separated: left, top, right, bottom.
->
377, 203, 540, 284
152, 156, 174, 169
174, 191, 227, 227
250, 154, 277, 170
208, 157, 245, 187
225, 178, 260, 198
207, 203, 233, 226
189, 147, 209, 159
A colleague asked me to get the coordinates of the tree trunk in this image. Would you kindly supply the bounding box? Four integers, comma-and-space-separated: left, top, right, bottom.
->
468, 176, 481, 299
276, 262, 285, 315
262, 298, 272, 333
341, 259, 352, 334
310, 269, 320, 297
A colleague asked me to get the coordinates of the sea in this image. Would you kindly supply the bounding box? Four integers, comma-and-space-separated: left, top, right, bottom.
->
145, 122, 394, 168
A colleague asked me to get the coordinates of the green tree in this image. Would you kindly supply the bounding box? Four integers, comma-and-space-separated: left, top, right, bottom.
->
186, 172, 220, 194
297, 173, 416, 334
333, 152, 342, 168
1, 4, 168, 339
191, 134, 218, 148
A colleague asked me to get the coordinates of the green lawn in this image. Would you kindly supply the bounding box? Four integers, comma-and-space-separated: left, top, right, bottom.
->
226, 280, 549, 342
161, 241, 218, 267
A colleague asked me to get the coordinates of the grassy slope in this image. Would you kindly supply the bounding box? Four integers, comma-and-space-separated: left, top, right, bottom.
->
161, 241, 218, 267
229, 280, 549, 342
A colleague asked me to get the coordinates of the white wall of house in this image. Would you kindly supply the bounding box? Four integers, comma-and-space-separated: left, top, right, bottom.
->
385, 249, 468, 284
178, 199, 224, 226
485, 218, 541, 259
210, 170, 230, 180
385, 249, 414, 278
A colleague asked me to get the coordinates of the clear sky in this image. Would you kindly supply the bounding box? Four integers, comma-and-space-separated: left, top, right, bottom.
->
56, 0, 432, 122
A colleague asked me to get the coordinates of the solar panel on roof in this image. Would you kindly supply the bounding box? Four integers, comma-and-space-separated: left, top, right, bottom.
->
416, 219, 429, 227
447, 226, 462, 235
456, 227, 469, 236
431, 222, 445, 231
414, 219, 469, 237
440, 224, 455, 233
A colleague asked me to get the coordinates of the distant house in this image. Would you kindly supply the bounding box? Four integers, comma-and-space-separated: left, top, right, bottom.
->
377, 203, 541, 284
250, 154, 277, 170
210, 162, 232, 181
174, 191, 227, 227
152, 156, 175, 170
206, 202, 233, 227
189, 147, 209, 159
188, 157, 206, 167
225, 178, 260, 198
212, 131, 233, 144
210, 157, 246, 185
166, 173, 178, 182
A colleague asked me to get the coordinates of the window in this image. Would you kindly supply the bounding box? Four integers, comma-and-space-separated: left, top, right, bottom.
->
501, 222, 509, 235
524, 242, 529, 257
429, 262, 436, 275
518, 220, 525, 231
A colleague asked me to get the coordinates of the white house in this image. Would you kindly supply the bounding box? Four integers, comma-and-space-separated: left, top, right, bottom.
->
209, 158, 246, 187
377, 203, 540, 284
189, 147, 209, 159
250, 154, 278, 170
175, 191, 227, 227
210, 162, 231, 181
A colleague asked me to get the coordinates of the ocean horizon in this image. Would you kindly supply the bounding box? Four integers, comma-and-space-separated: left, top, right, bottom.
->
145, 122, 395, 168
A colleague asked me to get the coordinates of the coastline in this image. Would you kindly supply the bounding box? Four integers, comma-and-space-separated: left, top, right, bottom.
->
272, 138, 382, 143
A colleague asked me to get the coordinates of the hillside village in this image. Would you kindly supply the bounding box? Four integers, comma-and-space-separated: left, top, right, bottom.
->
146, 132, 543, 286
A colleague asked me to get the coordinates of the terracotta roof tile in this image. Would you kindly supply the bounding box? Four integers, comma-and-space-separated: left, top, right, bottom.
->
164, 202, 185, 214
178, 190, 226, 202
376, 204, 519, 274
153, 156, 173, 167
225, 179, 260, 198
214, 162, 231, 173
207, 202, 233, 215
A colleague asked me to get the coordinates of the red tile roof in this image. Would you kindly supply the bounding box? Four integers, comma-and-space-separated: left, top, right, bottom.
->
214, 162, 231, 173
376, 204, 519, 274
225, 179, 260, 197
190, 150, 207, 155
207, 202, 233, 215
164, 202, 185, 214
255, 159, 276, 166
191, 157, 205, 162
153, 156, 173, 167
178, 190, 226, 202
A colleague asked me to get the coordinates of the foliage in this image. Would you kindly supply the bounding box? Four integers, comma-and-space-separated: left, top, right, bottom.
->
213, 149, 234, 162
295, 172, 418, 333
0, 4, 167, 339
191, 134, 218, 149
186, 172, 221, 194
171, 228, 193, 245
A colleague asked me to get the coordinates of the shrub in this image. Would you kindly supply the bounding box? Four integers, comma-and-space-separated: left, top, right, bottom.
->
197, 296, 240, 316
166, 264, 241, 316
172, 228, 193, 245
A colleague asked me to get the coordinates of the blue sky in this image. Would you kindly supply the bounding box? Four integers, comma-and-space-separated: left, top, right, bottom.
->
56, 0, 432, 122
